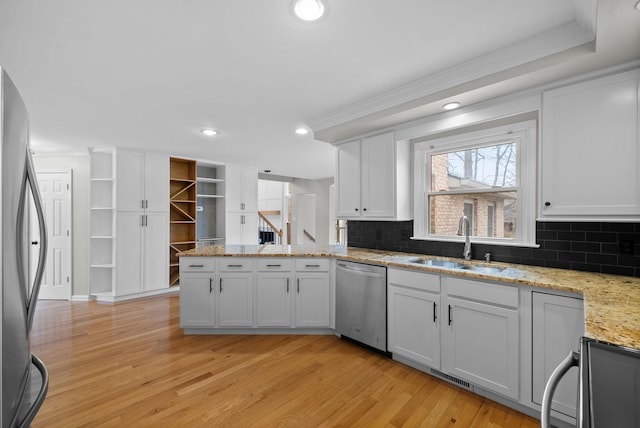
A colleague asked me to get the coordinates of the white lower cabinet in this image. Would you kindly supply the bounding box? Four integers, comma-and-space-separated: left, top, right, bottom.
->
442, 294, 519, 400
218, 261, 254, 327
295, 273, 330, 327
388, 269, 441, 367
180, 257, 330, 330
180, 273, 216, 327
256, 259, 293, 327
387, 270, 520, 401
532, 291, 585, 419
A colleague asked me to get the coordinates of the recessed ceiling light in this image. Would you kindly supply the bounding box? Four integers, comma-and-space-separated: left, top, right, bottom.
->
442, 102, 461, 111
200, 128, 218, 136
293, 0, 325, 21
295, 127, 309, 135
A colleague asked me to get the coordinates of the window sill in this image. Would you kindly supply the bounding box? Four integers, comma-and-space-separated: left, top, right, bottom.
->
410, 235, 540, 249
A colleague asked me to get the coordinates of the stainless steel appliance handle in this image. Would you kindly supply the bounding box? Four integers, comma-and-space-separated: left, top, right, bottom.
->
541, 350, 579, 428
336, 264, 385, 277
17, 353, 49, 428
20, 149, 48, 333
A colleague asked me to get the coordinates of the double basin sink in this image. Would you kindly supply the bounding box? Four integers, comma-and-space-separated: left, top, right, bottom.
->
384, 255, 508, 275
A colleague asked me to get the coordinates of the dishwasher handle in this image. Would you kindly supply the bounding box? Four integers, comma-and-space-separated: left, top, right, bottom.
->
336, 263, 385, 277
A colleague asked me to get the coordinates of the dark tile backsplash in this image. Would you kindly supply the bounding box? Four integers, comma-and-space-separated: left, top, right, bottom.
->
347, 220, 640, 278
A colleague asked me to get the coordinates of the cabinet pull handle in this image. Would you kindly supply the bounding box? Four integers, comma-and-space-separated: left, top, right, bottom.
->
544, 201, 551, 207
241, 202, 245, 210
209, 278, 213, 293
241, 215, 245, 225
220, 278, 223, 293
140, 215, 144, 227
188, 264, 204, 268
266, 264, 281, 267
448, 305, 452, 326
433, 302, 437, 323
305, 264, 320, 268
297, 278, 300, 293
141, 200, 145, 209
227, 264, 243, 268
286, 278, 289, 293
145, 200, 149, 209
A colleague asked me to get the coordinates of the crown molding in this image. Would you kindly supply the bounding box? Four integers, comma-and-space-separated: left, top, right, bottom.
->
309, 16, 596, 135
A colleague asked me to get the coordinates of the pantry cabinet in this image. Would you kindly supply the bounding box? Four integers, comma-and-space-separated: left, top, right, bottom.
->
116, 150, 168, 212
540, 69, 640, 220
223, 165, 258, 244
335, 132, 411, 220
90, 149, 169, 302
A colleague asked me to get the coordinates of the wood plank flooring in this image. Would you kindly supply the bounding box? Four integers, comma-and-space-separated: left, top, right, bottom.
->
30, 294, 540, 427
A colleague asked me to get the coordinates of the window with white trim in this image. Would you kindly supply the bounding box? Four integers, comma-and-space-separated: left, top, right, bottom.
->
413, 120, 537, 246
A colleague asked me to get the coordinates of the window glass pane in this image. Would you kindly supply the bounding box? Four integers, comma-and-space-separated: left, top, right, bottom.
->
487, 204, 495, 237
430, 142, 517, 192
428, 192, 517, 238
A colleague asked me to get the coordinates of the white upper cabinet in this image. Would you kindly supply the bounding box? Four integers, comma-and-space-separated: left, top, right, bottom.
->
225, 164, 258, 212
116, 150, 169, 212
335, 132, 411, 220
540, 69, 640, 220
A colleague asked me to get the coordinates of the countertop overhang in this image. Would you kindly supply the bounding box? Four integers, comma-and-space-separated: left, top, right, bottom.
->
179, 245, 640, 350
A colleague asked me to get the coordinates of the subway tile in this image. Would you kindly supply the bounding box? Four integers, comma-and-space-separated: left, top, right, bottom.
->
602, 265, 636, 277
558, 251, 586, 263
586, 253, 618, 265
544, 241, 571, 251
586, 232, 618, 243
544, 222, 571, 231
572, 242, 601, 253
557, 231, 586, 241
571, 222, 601, 232
602, 223, 636, 233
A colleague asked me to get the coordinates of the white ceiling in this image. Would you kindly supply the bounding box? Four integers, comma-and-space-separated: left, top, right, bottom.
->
1, 0, 638, 179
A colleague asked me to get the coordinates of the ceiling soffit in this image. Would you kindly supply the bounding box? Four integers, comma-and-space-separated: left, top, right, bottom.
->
309, 0, 598, 143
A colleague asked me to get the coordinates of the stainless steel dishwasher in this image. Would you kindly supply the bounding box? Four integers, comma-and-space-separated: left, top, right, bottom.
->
335, 260, 387, 352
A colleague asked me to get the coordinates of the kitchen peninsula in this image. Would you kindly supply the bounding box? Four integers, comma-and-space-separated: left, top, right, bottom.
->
178, 244, 640, 349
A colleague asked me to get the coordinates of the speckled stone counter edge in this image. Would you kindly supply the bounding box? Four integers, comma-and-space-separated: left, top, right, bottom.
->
179, 245, 640, 350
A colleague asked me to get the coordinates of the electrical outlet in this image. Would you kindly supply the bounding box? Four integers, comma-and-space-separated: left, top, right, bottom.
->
619, 239, 635, 255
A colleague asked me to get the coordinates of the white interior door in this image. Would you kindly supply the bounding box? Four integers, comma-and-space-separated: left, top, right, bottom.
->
30, 171, 72, 300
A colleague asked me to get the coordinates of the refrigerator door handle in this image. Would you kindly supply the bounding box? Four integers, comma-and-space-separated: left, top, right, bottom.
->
541, 350, 579, 428
23, 149, 48, 333
17, 353, 49, 428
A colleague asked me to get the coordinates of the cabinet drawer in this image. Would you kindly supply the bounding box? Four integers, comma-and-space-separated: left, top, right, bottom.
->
446, 277, 518, 308
257, 259, 293, 271
219, 259, 254, 272
295, 258, 330, 272
180, 257, 216, 272
388, 268, 440, 293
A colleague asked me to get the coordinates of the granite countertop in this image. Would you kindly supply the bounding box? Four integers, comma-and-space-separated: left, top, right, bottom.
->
179, 245, 640, 350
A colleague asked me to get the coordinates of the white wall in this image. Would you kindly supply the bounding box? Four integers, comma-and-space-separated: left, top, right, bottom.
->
33, 154, 90, 298
290, 177, 333, 246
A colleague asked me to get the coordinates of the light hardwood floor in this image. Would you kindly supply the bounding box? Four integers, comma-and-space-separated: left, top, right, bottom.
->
30, 294, 540, 427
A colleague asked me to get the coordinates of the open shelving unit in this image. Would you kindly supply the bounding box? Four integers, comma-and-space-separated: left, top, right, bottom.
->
169, 157, 197, 286
196, 163, 225, 246
89, 149, 116, 299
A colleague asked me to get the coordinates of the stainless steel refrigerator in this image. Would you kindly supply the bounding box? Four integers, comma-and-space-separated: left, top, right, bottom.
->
0, 67, 49, 427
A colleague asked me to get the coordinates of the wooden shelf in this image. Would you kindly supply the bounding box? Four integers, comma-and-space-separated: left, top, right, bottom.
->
169, 157, 198, 287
